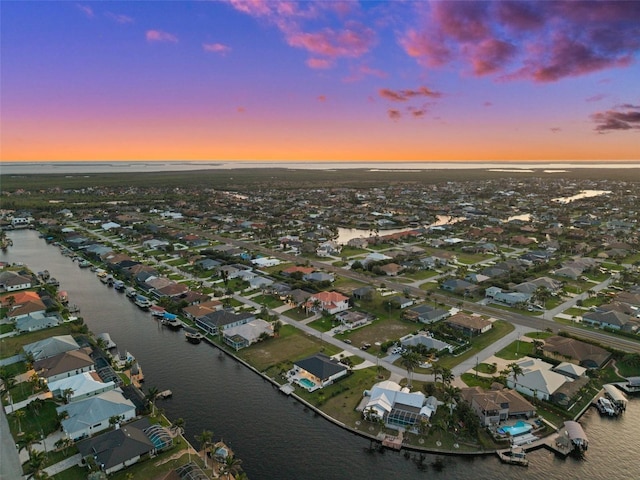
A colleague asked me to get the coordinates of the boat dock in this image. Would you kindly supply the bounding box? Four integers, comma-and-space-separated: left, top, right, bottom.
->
158, 389, 173, 399
380, 430, 403, 450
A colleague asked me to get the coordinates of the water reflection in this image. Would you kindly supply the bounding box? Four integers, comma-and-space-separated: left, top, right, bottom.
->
552, 190, 611, 204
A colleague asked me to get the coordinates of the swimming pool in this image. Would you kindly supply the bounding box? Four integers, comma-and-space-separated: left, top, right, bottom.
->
498, 420, 532, 437
299, 378, 316, 389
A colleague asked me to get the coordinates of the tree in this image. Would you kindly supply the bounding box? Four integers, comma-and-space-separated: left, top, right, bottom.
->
441, 367, 454, 388
221, 454, 243, 480
62, 388, 74, 404
195, 429, 213, 468
145, 386, 159, 416
54, 437, 73, 456
27, 448, 47, 480
14, 409, 26, 434
18, 433, 42, 454
272, 320, 282, 337
507, 362, 524, 383
400, 351, 421, 389
172, 417, 185, 436
431, 362, 443, 388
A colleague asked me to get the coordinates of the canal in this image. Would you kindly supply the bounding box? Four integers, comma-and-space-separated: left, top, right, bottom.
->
3, 229, 638, 480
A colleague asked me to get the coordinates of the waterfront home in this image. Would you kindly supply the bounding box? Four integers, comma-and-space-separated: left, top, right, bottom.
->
223, 319, 274, 350
541, 336, 611, 369
15, 312, 60, 333
57, 389, 136, 441
33, 347, 95, 382
0, 270, 33, 291
2, 290, 47, 319
182, 300, 224, 320
459, 386, 536, 426
23, 334, 81, 361
360, 380, 434, 429
195, 310, 255, 336
290, 353, 348, 391
307, 291, 350, 314
446, 313, 492, 336
77, 418, 168, 475
506, 358, 571, 401
48, 371, 116, 403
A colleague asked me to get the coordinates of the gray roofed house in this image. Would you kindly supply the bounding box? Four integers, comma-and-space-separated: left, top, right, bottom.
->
440, 278, 477, 295
15, 312, 60, 333
195, 310, 255, 335
23, 335, 80, 361
292, 353, 348, 389
582, 310, 631, 331
58, 389, 137, 440
77, 418, 159, 475
403, 304, 449, 324
303, 272, 335, 283
0, 271, 33, 291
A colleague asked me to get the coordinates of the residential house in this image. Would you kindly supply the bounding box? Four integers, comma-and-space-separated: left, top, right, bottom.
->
57, 389, 137, 441
48, 371, 116, 403
183, 301, 224, 321
0, 271, 33, 291
379, 263, 403, 276
542, 336, 611, 369
303, 272, 335, 283
460, 385, 536, 426
334, 310, 370, 329
195, 258, 221, 271
388, 296, 414, 309
195, 310, 255, 336
399, 333, 453, 354
15, 312, 60, 333
506, 358, 571, 401
360, 380, 435, 429
76, 418, 165, 475
291, 353, 348, 390
485, 287, 531, 307
440, 279, 478, 296
402, 304, 450, 324
33, 347, 95, 382
307, 291, 350, 314
23, 335, 80, 361
223, 319, 274, 351
352, 286, 375, 301
582, 310, 632, 331
446, 313, 493, 335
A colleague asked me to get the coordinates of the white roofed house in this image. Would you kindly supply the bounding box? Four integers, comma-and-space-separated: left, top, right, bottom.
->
48, 371, 116, 403
195, 310, 255, 336
506, 358, 571, 401
360, 380, 436, 430
223, 319, 274, 351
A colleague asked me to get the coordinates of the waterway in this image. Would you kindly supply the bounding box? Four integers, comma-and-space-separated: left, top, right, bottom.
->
3, 229, 639, 480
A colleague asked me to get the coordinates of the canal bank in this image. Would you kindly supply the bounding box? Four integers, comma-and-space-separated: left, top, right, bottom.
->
3, 229, 639, 480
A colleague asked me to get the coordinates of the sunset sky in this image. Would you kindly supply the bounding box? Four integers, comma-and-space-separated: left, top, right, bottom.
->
2, 1, 639, 163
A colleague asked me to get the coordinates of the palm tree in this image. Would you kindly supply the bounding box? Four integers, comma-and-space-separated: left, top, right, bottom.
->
441, 367, 454, 387
14, 409, 26, 434
431, 362, 443, 389
172, 417, 186, 436
54, 437, 73, 456
145, 386, 159, 416
221, 455, 243, 480
400, 351, 421, 389
195, 429, 213, 468
18, 433, 42, 454
507, 362, 524, 383
27, 448, 47, 480
62, 388, 74, 404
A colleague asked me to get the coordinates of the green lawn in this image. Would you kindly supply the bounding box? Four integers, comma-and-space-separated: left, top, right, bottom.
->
8, 399, 60, 438
524, 331, 554, 340
0, 323, 15, 334
0, 324, 77, 359
307, 316, 337, 333
494, 339, 534, 360
250, 294, 284, 309
460, 372, 494, 389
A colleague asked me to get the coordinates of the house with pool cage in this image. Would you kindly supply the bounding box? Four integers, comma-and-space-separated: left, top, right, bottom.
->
359, 380, 439, 430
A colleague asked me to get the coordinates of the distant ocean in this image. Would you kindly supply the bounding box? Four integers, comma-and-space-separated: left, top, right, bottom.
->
1, 161, 639, 175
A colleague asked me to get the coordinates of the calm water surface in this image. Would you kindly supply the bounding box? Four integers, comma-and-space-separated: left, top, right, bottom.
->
3, 230, 638, 480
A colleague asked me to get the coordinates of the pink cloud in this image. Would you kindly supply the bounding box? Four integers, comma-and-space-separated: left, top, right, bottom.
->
203, 43, 231, 55
400, 1, 640, 83
105, 12, 134, 24
550, 127, 562, 133
586, 94, 606, 103
307, 58, 333, 69
387, 109, 401, 120
379, 86, 442, 102
317, 95, 327, 102
591, 104, 640, 133
146, 30, 178, 43
229, 0, 375, 70
237, 107, 246, 113
76, 4, 94, 18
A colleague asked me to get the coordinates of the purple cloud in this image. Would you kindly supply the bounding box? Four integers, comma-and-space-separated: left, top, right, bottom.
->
591, 104, 640, 133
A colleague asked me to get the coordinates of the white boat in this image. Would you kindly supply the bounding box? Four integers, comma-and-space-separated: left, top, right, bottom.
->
134, 295, 151, 309
596, 397, 617, 416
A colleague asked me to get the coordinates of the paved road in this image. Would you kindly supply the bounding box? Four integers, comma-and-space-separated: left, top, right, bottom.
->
0, 406, 22, 480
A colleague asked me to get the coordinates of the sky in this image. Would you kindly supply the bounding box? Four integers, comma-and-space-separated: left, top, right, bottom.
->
1, 0, 639, 163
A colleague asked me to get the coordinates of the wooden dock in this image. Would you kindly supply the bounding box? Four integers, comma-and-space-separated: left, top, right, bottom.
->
381, 430, 403, 450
